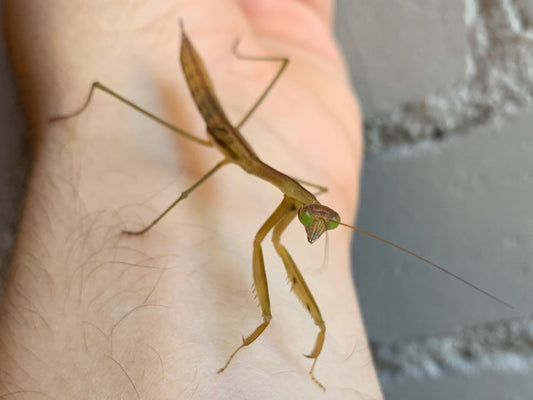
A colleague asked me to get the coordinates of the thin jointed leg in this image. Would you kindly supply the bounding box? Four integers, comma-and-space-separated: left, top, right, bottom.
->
231, 43, 329, 195
271, 198, 326, 390
231, 40, 289, 130
123, 159, 228, 235
227, 43, 329, 194
50, 82, 212, 146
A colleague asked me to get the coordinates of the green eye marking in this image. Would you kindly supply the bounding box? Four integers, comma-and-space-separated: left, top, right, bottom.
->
298, 210, 314, 227
327, 216, 340, 230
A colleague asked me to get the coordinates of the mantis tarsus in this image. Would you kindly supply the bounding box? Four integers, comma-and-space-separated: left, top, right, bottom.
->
50, 22, 512, 390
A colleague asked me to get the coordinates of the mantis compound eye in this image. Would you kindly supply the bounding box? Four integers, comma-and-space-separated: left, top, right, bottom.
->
327, 215, 340, 230
298, 209, 314, 227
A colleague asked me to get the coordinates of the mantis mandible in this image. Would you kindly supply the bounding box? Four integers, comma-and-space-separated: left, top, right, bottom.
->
50, 22, 512, 390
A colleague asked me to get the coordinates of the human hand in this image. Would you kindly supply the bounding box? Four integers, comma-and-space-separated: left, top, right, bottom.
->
2, 1, 380, 399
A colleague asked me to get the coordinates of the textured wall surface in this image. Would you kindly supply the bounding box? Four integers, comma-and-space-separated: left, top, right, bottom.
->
336, 0, 533, 399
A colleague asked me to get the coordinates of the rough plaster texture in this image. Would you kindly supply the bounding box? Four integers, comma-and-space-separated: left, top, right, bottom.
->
353, 116, 531, 342
336, 0, 467, 115
340, 0, 533, 155
383, 373, 533, 400
375, 314, 533, 383
335, 0, 533, 399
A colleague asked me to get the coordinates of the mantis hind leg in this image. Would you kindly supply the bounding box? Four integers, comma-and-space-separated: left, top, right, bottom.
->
49, 81, 212, 146
218, 197, 293, 374
231, 40, 289, 129
231, 39, 328, 196
232, 42, 328, 195
272, 198, 326, 391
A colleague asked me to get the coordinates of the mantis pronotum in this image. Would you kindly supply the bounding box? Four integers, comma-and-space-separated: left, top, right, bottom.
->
51, 22, 511, 390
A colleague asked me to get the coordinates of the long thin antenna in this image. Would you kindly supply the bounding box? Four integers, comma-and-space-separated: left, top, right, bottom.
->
339, 221, 514, 309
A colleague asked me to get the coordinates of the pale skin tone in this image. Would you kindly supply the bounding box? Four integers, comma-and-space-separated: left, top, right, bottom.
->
1, 1, 382, 399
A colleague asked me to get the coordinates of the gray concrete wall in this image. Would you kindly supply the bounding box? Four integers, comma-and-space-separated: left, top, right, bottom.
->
336, 0, 533, 399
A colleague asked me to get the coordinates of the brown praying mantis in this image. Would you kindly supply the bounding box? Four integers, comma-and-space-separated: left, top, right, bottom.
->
50, 22, 512, 390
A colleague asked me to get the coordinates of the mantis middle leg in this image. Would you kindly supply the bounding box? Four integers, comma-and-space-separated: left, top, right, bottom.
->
123, 159, 229, 235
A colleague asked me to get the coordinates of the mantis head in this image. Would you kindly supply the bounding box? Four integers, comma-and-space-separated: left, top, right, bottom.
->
297, 204, 340, 244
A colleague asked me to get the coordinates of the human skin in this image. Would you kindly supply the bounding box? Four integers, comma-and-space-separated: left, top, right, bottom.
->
1, 1, 382, 399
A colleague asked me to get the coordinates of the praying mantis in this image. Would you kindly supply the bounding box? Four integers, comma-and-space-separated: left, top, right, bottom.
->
50, 22, 512, 390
